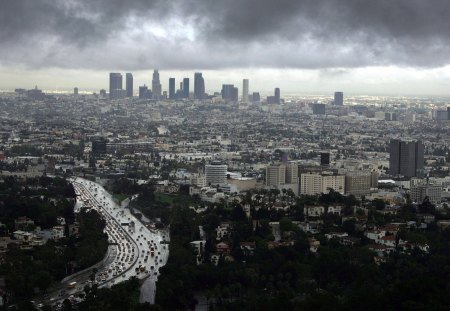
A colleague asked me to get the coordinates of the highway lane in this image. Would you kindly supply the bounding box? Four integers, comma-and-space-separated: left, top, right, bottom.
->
36, 177, 170, 309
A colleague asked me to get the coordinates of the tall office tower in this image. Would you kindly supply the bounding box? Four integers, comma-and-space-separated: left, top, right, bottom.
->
139, 85, 148, 99
274, 88, 280, 104
389, 139, 424, 178
266, 164, 286, 187
221, 84, 238, 101
74, 87, 78, 95
109, 73, 122, 99
334, 91, 344, 106
182, 78, 190, 98
320, 153, 330, 166
169, 78, 175, 99
448, 106, 450, 120
126, 73, 133, 97
205, 161, 227, 186
252, 92, 260, 103
285, 163, 299, 184
194, 72, 205, 99
242, 79, 249, 103
152, 70, 162, 99
313, 103, 326, 115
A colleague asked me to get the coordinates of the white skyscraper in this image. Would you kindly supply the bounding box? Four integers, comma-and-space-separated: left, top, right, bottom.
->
152, 70, 162, 99
205, 161, 228, 186
242, 79, 249, 103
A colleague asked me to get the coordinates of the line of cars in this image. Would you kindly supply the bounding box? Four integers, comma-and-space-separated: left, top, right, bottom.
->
35, 178, 169, 310
72, 178, 170, 287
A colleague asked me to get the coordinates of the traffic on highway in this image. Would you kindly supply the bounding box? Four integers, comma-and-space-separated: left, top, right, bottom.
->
36, 177, 169, 309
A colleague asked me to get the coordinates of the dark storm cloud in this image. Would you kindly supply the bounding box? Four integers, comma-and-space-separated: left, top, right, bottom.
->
1, 0, 450, 70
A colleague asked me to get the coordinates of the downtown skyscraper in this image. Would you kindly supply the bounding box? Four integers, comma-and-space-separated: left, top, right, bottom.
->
183, 78, 190, 98
389, 139, 424, 178
194, 72, 205, 100
152, 70, 162, 99
242, 79, 249, 103
126, 73, 133, 98
334, 91, 344, 106
109, 73, 123, 99
169, 78, 175, 99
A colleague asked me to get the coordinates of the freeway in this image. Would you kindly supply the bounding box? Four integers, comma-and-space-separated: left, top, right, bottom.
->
36, 177, 170, 309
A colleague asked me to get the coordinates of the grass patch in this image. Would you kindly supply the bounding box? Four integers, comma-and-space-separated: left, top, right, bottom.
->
155, 192, 175, 204
113, 193, 128, 204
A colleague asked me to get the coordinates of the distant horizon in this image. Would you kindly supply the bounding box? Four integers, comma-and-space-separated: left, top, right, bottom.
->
2, 67, 450, 99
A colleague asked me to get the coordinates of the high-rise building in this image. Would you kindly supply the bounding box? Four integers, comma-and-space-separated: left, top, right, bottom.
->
300, 172, 345, 195
320, 153, 330, 166
221, 84, 238, 101
334, 92, 344, 106
109, 73, 122, 99
194, 72, 205, 99
242, 79, 249, 103
205, 161, 227, 186
410, 183, 442, 204
345, 171, 378, 196
169, 78, 175, 99
252, 92, 260, 103
448, 106, 450, 120
139, 85, 148, 99
126, 73, 133, 97
274, 88, 280, 104
266, 164, 286, 187
265, 163, 299, 193
74, 87, 78, 95
313, 103, 326, 115
389, 139, 424, 178
152, 70, 162, 99
100, 89, 106, 98
183, 78, 190, 98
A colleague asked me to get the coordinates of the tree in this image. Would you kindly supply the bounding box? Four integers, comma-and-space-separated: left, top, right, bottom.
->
31, 270, 52, 292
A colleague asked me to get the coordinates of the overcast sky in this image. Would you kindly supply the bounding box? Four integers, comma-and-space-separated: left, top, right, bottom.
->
2, 0, 450, 95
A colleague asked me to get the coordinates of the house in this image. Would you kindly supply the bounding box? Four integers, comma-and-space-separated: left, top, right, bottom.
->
216, 222, 231, 241
68, 223, 80, 237
437, 220, 450, 231
13, 230, 34, 241
190, 240, 206, 255
416, 214, 435, 224
14, 217, 35, 231
325, 232, 348, 240
304, 205, 325, 217
51, 226, 65, 241
327, 205, 343, 216
365, 229, 386, 242
216, 242, 230, 255
368, 244, 395, 257
240, 242, 256, 256
210, 253, 220, 266
340, 236, 361, 246
0, 237, 16, 254
267, 240, 295, 249
308, 238, 320, 253
190, 240, 206, 265
56, 217, 66, 226
379, 235, 396, 247
297, 221, 322, 234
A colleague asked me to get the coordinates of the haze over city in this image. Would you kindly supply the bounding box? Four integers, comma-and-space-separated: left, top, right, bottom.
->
1, 1, 450, 311
2, 0, 450, 95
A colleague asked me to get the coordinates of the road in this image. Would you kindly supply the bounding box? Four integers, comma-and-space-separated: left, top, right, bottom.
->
36, 177, 170, 309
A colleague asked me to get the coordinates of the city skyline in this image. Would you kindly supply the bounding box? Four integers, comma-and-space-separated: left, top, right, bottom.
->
2, 1, 450, 95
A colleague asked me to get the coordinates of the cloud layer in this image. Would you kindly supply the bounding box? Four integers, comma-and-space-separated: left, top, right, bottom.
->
2, 0, 450, 70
